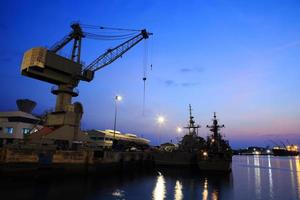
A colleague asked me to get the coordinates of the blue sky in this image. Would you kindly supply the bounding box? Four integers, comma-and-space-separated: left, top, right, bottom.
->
1, 0, 300, 148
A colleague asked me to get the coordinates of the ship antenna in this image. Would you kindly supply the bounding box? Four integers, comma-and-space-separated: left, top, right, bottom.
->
189, 104, 192, 119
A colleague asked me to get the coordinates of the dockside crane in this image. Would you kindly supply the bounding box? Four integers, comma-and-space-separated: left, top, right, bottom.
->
21, 23, 152, 146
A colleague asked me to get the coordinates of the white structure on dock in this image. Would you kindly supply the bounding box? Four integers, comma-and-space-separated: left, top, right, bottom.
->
0, 99, 42, 146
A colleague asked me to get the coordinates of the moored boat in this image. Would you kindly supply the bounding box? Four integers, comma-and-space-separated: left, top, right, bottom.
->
272, 145, 299, 156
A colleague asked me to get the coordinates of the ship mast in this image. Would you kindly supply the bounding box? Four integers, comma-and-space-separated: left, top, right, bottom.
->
184, 104, 200, 136
207, 112, 225, 151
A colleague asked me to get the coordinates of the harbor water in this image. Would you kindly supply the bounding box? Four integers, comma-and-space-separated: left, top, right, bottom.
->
1, 156, 300, 200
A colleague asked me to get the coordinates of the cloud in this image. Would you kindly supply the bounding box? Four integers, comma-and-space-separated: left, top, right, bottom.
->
164, 80, 200, 87
164, 80, 177, 86
180, 68, 192, 72
180, 67, 204, 73
181, 82, 200, 87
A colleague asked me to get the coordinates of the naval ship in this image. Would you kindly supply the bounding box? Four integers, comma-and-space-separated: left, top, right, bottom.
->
197, 112, 232, 171
152, 105, 232, 172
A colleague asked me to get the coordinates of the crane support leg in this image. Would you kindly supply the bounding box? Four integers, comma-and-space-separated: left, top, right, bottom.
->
52, 84, 78, 112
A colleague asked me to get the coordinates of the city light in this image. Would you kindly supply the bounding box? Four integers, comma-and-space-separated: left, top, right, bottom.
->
157, 116, 165, 124
115, 95, 122, 101
203, 152, 208, 156
176, 127, 182, 133
254, 151, 260, 155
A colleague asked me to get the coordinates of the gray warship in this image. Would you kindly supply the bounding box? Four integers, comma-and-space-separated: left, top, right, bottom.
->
152, 105, 232, 172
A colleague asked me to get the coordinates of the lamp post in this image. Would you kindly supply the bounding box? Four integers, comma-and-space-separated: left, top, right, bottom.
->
113, 95, 122, 141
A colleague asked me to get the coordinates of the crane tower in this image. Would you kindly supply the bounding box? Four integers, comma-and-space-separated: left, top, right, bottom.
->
21, 23, 152, 147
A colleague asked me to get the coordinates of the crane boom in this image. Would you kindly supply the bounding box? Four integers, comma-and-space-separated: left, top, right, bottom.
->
84, 29, 151, 72
81, 29, 151, 82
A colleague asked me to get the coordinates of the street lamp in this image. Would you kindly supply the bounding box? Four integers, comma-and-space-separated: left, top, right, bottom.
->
157, 116, 165, 125
113, 95, 122, 141
176, 127, 182, 133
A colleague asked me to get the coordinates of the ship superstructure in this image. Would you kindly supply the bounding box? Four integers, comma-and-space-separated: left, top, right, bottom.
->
153, 105, 232, 172
197, 112, 232, 171
179, 104, 205, 152
206, 112, 230, 153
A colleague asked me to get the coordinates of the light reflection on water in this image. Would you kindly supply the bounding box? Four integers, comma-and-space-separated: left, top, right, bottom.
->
233, 156, 300, 200
254, 155, 261, 199
268, 155, 274, 199
1, 156, 300, 200
202, 178, 208, 200
152, 172, 166, 200
295, 157, 300, 199
174, 180, 183, 200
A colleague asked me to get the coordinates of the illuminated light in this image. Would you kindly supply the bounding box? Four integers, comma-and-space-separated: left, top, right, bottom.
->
176, 127, 182, 133
294, 145, 298, 150
211, 138, 215, 143
112, 189, 125, 197
254, 151, 261, 155
266, 150, 271, 154
115, 95, 122, 101
287, 145, 299, 152
157, 116, 165, 124
203, 152, 208, 156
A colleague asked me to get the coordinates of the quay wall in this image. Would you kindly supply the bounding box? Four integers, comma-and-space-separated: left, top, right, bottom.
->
0, 148, 154, 176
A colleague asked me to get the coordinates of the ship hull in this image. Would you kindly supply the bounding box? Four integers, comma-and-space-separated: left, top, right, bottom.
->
272, 149, 299, 156
197, 158, 232, 172
152, 151, 232, 172
152, 152, 197, 166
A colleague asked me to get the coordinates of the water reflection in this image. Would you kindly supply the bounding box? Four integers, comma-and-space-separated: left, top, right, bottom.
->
295, 156, 300, 199
289, 158, 295, 195
267, 155, 273, 199
3, 157, 300, 200
211, 190, 219, 200
152, 172, 166, 200
254, 155, 261, 199
174, 180, 183, 200
202, 178, 208, 200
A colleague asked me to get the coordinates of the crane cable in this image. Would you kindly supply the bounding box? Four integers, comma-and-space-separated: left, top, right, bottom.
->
84, 32, 137, 41
80, 24, 141, 32
142, 40, 148, 116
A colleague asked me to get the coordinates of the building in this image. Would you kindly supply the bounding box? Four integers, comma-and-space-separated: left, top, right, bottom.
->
0, 99, 42, 146
86, 129, 150, 150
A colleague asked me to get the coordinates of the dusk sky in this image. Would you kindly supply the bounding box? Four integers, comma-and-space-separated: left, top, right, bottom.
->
1, 0, 300, 148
